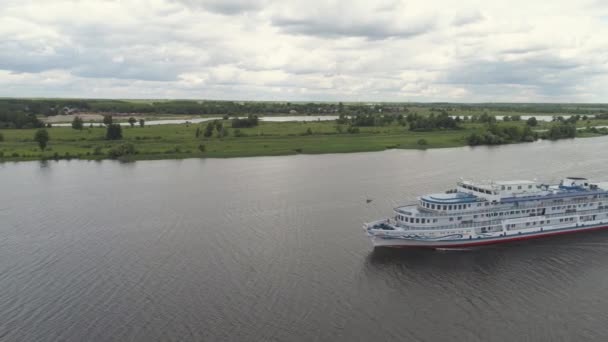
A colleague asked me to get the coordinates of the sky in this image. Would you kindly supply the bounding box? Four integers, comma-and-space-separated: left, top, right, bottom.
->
1, 0, 608, 102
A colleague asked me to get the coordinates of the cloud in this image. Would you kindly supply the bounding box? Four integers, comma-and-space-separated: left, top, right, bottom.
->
452, 11, 484, 26
270, 1, 437, 40
173, 0, 267, 15
1, 0, 608, 102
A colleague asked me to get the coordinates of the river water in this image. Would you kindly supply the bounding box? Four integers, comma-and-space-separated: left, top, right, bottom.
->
2, 137, 608, 341
51, 116, 341, 127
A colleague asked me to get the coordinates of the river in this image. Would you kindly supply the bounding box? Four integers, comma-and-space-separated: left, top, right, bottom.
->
50, 115, 341, 127
1, 137, 608, 341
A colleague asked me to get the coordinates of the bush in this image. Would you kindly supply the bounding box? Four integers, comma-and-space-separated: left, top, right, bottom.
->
108, 143, 136, 158
347, 126, 360, 134
231, 114, 259, 128
234, 129, 247, 137
417, 138, 428, 146
198, 144, 206, 152
544, 123, 576, 140
0, 132, 3, 141
93, 146, 103, 155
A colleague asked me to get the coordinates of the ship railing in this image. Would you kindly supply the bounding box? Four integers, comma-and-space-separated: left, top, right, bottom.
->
394, 207, 608, 231
396, 197, 608, 217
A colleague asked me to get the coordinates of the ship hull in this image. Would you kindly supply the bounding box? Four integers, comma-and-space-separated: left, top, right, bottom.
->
370, 223, 608, 249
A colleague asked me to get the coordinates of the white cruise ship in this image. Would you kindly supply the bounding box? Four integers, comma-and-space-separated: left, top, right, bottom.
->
364, 177, 608, 248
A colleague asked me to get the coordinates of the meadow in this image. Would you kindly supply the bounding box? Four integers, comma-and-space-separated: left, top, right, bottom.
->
1, 117, 607, 162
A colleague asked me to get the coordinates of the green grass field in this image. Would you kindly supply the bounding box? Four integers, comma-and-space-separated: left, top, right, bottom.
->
1, 119, 606, 162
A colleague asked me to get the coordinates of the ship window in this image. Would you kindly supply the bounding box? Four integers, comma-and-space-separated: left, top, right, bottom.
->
508, 186, 512, 190
433, 219, 438, 223
560, 219, 563, 222
510, 211, 514, 214
431, 204, 435, 209
416, 218, 420, 223
474, 215, 478, 218
458, 216, 462, 220
501, 186, 505, 190
421, 219, 426, 224
442, 205, 447, 210
518, 186, 522, 189
449, 217, 453, 221
526, 222, 530, 226
528, 185, 532, 189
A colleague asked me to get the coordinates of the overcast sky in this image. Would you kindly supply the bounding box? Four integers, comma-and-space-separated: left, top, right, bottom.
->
2, 0, 608, 102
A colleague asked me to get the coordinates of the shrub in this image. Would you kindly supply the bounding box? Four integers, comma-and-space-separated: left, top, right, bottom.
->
198, 144, 206, 152
417, 138, 428, 146
0, 132, 3, 141
347, 126, 360, 134
108, 143, 136, 158
231, 114, 259, 128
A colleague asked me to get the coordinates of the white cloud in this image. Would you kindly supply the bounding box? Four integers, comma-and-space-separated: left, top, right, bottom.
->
1, 0, 608, 101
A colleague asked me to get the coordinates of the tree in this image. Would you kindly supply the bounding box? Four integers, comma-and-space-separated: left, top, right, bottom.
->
195, 127, 201, 138
526, 117, 538, 127
106, 124, 123, 140
103, 115, 113, 126
203, 122, 214, 137
215, 121, 223, 133
34, 128, 49, 150
71, 116, 84, 130
128, 117, 137, 127
139, 119, 145, 127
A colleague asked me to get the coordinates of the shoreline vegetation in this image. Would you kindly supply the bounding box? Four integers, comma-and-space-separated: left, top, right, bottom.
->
2, 99, 608, 162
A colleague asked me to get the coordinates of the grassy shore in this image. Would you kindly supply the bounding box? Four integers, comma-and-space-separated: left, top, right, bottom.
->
1, 119, 607, 162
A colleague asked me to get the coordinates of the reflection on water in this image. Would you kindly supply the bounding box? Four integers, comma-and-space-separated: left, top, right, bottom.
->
1, 136, 608, 341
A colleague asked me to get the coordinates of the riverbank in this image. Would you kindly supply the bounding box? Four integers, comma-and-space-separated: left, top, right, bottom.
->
1, 120, 607, 162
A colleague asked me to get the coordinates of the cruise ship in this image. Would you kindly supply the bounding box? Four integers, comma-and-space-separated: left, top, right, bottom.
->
364, 177, 608, 248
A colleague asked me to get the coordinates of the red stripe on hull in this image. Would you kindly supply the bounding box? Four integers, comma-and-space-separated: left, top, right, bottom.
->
381, 224, 608, 249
